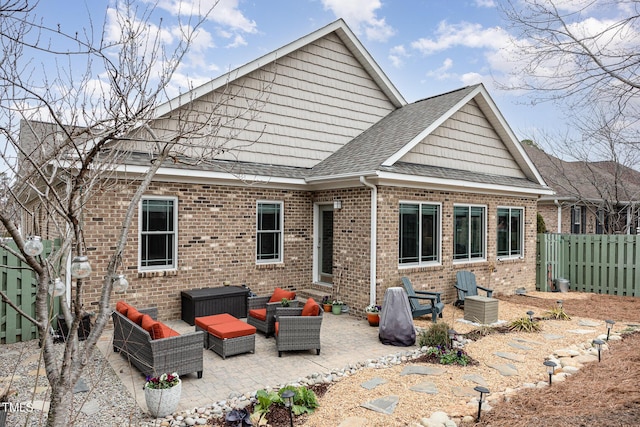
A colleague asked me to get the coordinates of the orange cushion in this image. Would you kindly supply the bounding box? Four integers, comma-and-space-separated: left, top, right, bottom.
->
275, 321, 279, 336
208, 321, 256, 339
116, 301, 130, 315
140, 314, 158, 333
195, 313, 237, 329
127, 307, 143, 325
150, 322, 180, 339
301, 298, 320, 316
269, 287, 296, 303
248, 308, 267, 321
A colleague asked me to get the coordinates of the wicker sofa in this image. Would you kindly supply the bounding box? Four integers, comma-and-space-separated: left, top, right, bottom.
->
112, 304, 203, 379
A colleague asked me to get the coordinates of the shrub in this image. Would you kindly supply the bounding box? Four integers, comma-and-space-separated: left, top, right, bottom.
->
544, 305, 571, 320
425, 347, 473, 366
537, 213, 547, 233
418, 322, 450, 348
508, 316, 542, 332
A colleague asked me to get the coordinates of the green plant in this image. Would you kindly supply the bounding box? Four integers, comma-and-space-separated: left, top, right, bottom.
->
251, 389, 281, 424
281, 298, 291, 307
144, 372, 179, 389
418, 322, 450, 348
537, 212, 547, 233
332, 300, 343, 306
321, 296, 330, 305
508, 316, 542, 332
544, 305, 571, 320
279, 385, 319, 415
426, 346, 472, 366
365, 304, 381, 313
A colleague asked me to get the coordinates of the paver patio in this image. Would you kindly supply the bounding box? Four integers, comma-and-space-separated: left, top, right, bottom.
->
97, 309, 405, 413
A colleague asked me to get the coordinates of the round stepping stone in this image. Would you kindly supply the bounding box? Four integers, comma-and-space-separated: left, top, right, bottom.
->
410, 381, 438, 394
360, 395, 399, 415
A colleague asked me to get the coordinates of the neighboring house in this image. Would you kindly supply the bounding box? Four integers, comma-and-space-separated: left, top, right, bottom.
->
21, 20, 552, 319
524, 144, 640, 235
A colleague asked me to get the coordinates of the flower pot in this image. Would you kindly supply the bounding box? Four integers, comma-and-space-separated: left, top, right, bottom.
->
341, 305, 349, 313
331, 304, 342, 315
367, 313, 379, 326
323, 303, 332, 312
144, 379, 181, 418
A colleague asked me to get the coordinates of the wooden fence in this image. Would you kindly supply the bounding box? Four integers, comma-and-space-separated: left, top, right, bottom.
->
1, 239, 57, 343
537, 233, 640, 297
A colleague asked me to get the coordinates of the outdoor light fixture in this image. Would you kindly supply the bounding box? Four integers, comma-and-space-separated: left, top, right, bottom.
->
281, 389, 295, 427
112, 274, 129, 293
527, 310, 534, 322
543, 360, 557, 385
70, 256, 92, 279
24, 236, 44, 256
448, 329, 456, 348
556, 300, 563, 309
605, 319, 615, 341
333, 200, 342, 210
474, 386, 489, 422
593, 339, 605, 362
48, 278, 65, 297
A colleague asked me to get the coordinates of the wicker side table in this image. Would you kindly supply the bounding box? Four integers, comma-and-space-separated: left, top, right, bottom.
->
464, 295, 499, 324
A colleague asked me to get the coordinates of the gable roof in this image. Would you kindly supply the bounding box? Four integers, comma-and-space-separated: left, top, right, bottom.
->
308, 84, 551, 195
524, 144, 640, 204
154, 19, 405, 119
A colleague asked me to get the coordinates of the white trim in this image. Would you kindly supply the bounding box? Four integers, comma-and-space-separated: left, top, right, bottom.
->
360, 176, 377, 306
138, 196, 179, 272
452, 203, 487, 263
256, 200, 284, 264
398, 201, 442, 268
496, 205, 525, 260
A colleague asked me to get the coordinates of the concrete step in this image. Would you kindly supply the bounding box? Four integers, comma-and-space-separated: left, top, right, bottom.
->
297, 288, 331, 303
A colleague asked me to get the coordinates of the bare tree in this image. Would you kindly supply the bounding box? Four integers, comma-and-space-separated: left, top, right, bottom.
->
0, 1, 268, 425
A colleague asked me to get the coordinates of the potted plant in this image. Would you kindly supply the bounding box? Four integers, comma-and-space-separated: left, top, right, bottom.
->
143, 372, 181, 418
321, 296, 332, 312
331, 300, 343, 315
281, 297, 291, 307
365, 304, 381, 326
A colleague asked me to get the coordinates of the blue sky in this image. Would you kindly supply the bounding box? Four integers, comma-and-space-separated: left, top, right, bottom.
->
30, 0, 623, 144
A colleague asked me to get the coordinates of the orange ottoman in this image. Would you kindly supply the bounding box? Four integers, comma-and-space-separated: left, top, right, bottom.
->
195, 313, 238, 348
206, 318, 256, 359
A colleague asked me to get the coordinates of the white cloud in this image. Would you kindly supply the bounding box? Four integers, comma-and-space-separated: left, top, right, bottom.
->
474, 0, 495, 7
425, 58, 455, 80
226, 34, 247, 49
321, 0, 396, 42
389, 45, 409, 68
411, 21, 510, 55
460, 72, 484, 86
150, 0, 257, 33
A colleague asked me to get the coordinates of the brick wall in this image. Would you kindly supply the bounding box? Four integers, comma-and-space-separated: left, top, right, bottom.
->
375, 187, 539, 308
81, 181, 313, 320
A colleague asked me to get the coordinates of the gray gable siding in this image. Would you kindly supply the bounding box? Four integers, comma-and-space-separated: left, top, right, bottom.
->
150, 32, 396, 169
401, 100, 525, 178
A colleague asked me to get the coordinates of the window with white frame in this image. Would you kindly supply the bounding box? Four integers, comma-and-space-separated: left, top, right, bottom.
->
497, 207, 524, 258
398, 202, 441, 266
139, 197, 177, 270
256, 201, 283, 263
453, 205, 486, 261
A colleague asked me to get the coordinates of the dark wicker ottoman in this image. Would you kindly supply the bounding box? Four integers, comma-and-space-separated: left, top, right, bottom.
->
205, 317, 256, 359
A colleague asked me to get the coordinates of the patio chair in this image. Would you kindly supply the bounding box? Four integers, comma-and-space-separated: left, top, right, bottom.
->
274, 298, 322, 357
400, 277, 444, 323
247, 287, 298, 337
454, 270, 493, 307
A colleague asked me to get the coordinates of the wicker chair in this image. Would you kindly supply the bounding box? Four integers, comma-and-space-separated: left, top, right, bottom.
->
274, 304, 323, 357
247, 292, 299, 337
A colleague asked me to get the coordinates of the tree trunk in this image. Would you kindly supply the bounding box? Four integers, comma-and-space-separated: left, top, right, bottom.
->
46, 383, 74, 427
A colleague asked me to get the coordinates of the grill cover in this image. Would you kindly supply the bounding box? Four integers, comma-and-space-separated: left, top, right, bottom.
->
378, 287, 416, 346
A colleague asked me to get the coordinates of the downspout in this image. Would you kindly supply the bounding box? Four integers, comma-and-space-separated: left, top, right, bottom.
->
554, 200, 561, 233
360, 176, 377, 306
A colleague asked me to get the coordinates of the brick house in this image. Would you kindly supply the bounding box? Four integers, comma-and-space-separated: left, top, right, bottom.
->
524, 144, 640, 235
23, 19, 553, 319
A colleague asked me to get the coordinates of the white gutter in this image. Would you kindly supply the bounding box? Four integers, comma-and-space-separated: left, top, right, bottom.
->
360, 176, 377, 306
554, 200, 562, 233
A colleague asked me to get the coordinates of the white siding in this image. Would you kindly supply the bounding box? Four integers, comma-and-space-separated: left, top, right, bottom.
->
400, 100, 526, 178
149, 33, 396, 168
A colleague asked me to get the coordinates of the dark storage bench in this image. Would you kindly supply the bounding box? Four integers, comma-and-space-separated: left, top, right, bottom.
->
181, 286, 249, 325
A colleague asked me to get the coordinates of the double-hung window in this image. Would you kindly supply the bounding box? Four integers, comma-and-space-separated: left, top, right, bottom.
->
453, 205, 486, 261
398, 202, 441, 266
256, 201, 283, 263
139, 197, 177, 270
497, 207, 524, 258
